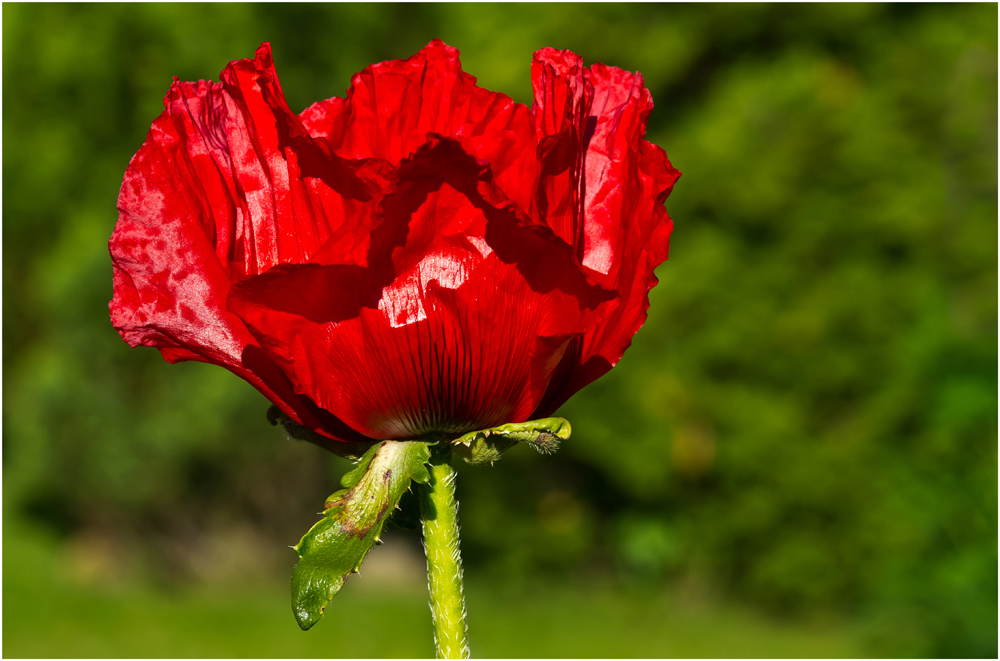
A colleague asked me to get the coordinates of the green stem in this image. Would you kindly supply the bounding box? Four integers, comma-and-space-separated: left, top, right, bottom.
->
418, 447, 470, 659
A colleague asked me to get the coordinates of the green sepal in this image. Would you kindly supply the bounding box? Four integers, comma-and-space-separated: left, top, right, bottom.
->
291, 440, 431, 630
453, 417, 572, 465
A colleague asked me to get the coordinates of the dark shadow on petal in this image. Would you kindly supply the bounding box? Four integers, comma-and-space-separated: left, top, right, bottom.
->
481, 203, 615, 311
230, 263, 381, 325
271, 107, 384, 203
391, 135, 616, 309
225, 46, 388, 204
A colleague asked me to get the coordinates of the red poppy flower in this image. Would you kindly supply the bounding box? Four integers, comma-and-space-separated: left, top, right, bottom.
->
110, 40, 680, 447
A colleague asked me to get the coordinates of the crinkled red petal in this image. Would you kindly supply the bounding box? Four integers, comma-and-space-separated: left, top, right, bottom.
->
108, 45, 377, 444
529, 47, 592, 252
299, 40, 537, 217
529, 52, 681, 416
218, 44, 391, 275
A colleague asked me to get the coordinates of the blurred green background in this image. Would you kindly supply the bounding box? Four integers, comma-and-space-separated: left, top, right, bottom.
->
3, 3, 997, 658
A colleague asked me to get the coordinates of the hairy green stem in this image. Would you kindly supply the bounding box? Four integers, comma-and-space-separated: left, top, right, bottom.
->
419, 448, 470, 659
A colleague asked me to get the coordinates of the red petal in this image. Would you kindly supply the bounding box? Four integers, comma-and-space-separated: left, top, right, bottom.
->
529, 48, 592, 250
228, 136, 608, 439
109, 45, 379, 444
529, 55, 681, 415
219, 44, 390, 274
109, 106, 348, 441
580, 64, 680, 280
299, 40, 537, 216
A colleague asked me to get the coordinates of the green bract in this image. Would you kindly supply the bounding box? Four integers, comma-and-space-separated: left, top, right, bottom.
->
291, 440, 431, 630
453, 417, 572, 465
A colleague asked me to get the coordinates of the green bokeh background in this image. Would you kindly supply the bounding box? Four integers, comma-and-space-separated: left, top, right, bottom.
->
3, 3, 996, 658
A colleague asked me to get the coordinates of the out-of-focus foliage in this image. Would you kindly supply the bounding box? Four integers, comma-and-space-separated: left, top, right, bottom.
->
3, 518, 868, 658
3, 4, 996, 658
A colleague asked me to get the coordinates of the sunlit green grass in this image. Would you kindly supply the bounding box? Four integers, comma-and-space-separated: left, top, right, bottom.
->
4, 520, 867, 658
